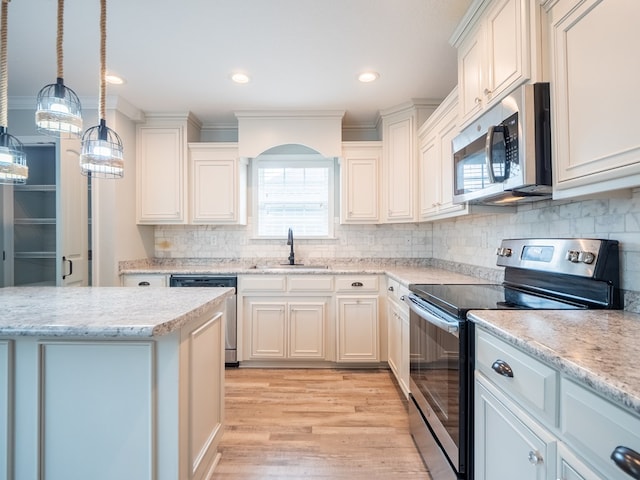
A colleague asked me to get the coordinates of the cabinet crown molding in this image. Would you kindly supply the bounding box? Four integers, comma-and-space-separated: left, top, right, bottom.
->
449, 0, 492, 47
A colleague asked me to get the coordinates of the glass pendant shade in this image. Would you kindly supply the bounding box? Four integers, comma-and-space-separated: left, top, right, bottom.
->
80, 118, 123, 178
0, 127, 28, 184
35, 77, 83, 137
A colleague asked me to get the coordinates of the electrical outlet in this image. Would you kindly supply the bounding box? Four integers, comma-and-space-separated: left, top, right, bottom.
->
210, 235, 217, 246
367, 235, 375, 246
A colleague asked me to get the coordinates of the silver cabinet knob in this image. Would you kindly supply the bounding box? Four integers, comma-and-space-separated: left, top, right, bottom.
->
528, 450, 543, 465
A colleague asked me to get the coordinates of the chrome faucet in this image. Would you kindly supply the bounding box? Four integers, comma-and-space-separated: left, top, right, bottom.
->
287, 228, 295, 265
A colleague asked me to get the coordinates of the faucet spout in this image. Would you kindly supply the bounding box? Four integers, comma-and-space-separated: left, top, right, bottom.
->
287, 228, 295, 265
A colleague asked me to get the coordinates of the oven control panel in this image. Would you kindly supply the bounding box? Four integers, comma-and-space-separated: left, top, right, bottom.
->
495, 238, 618, 279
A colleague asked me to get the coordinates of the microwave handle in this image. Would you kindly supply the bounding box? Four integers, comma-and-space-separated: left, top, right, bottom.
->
485, 124, 510, 183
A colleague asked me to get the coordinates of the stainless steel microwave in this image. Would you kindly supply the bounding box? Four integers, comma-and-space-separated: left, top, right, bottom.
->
452, 83, 552, 205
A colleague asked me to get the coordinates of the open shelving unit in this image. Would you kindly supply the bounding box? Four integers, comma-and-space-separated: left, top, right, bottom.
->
13, 144, 57, 286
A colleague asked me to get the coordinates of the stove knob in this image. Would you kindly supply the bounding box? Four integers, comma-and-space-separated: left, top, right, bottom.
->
566, 250, 580, 263
578, 251, 596, 264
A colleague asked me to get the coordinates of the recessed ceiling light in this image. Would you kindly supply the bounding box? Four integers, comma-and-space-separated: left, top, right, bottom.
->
358, 71, 379, 83
231, 73, 251, 84
105, 73, 125, 85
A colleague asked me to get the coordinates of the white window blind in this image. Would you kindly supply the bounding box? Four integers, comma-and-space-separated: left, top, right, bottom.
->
255, 159, 333, 238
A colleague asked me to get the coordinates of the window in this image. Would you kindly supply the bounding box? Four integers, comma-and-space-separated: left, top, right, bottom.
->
253, 155, 334, 238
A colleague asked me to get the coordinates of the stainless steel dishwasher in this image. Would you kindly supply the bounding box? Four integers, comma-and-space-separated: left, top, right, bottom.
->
169, 275, 238, 367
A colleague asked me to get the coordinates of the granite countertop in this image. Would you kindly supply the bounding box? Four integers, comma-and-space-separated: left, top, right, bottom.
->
0, 287, 234, 338
469, 309, 640, 416
120, 263, 495, 288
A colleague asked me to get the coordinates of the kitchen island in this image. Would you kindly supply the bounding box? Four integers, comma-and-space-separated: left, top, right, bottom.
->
0, 287, 233, 480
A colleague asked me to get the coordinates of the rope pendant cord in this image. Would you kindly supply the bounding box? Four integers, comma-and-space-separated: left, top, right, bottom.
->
0, 0, 9, 128
99, 0, 106, 121
56, 0, 64, 80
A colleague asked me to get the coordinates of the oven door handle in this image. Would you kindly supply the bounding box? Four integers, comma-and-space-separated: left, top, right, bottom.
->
405, 294, 460, 335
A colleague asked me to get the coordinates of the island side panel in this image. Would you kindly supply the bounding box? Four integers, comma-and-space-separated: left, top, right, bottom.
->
39, 341, 155, 480
0, 341, 10, 480
179, 310, 225, 480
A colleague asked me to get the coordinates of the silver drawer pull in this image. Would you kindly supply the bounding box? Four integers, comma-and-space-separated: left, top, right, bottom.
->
491, 359, 514, 378
611, 446, 640, 479
352, 282, 364, 287
388, 286, 394, 291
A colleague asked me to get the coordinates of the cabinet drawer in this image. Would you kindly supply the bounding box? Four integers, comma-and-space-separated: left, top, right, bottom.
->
288, 275, 334, 292
561, 378, 640, 480
335, 276, 379, 292
121, 274, 168, 287
476, 329, 557, 426
238, 275, 286, 292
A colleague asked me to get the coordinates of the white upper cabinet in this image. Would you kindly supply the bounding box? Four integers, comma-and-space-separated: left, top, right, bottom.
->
544, 0, 640, 199
136, 113, 200, 224
418, 88, 468, 221
188, 143, 247, 225
451, 0, 544, 127
340, 142, 381, 224
381, 101, 437, 223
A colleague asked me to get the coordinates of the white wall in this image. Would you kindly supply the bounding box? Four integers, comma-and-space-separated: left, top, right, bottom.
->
90, 109, 154, 286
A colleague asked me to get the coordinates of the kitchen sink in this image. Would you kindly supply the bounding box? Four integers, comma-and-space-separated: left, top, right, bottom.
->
250, 264, 329, 270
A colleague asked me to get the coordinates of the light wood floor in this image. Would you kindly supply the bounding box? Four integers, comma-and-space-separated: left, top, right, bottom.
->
211, 368, 431, 479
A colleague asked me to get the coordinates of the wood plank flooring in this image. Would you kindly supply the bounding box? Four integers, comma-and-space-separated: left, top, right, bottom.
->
211, 368, 431, 479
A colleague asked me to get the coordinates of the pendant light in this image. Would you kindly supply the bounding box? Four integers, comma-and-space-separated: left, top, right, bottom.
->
80, 0, 123, 179
35, 0, 82, 138
0, 0, 27, 185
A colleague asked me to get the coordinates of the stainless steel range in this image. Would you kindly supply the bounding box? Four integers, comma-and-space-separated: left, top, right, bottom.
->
405, 238, 620, 480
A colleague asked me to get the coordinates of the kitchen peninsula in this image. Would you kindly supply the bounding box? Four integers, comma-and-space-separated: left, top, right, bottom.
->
0, 287, 233, 480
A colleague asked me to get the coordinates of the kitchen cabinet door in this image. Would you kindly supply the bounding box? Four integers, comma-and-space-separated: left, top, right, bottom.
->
340, 142, 381, 224
547, 0, 640, 199
136, 114, 200, 224
288, 302, 326, 359
475, 375, 557, 480
244, 298, 328, 361
557, 442, 604, 480
247, 301, 287, 359
381, 102, 436, 223
453, 0, 538, 127
189, 143, 247, 225
418, 88, 468, 221
336, 295, 379, 362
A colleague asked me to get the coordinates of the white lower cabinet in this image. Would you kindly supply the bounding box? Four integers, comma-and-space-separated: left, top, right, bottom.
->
239, 274, 384, 365
557, 442, 603, 480
475, 374, 557, 480
245, 299, 327, 360
386, 277, 410, 396
336, 295, 379, 363
475, 326, 640, 480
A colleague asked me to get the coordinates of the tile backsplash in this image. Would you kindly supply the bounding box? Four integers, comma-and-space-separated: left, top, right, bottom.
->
155, 188, 640, 311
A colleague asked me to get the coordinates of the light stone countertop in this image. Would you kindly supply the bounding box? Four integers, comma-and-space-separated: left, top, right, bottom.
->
120, 263, 495, 288
469, 309, 640, 416
0, 287, 234, 337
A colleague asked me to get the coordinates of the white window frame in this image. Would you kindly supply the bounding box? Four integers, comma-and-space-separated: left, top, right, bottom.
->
252, 155, 335, 239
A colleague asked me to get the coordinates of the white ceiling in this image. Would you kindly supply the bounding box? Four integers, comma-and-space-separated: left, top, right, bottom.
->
8, 0, 472, 128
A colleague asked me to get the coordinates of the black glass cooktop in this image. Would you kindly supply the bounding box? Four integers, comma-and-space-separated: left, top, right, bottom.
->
409, 283, 585, 319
